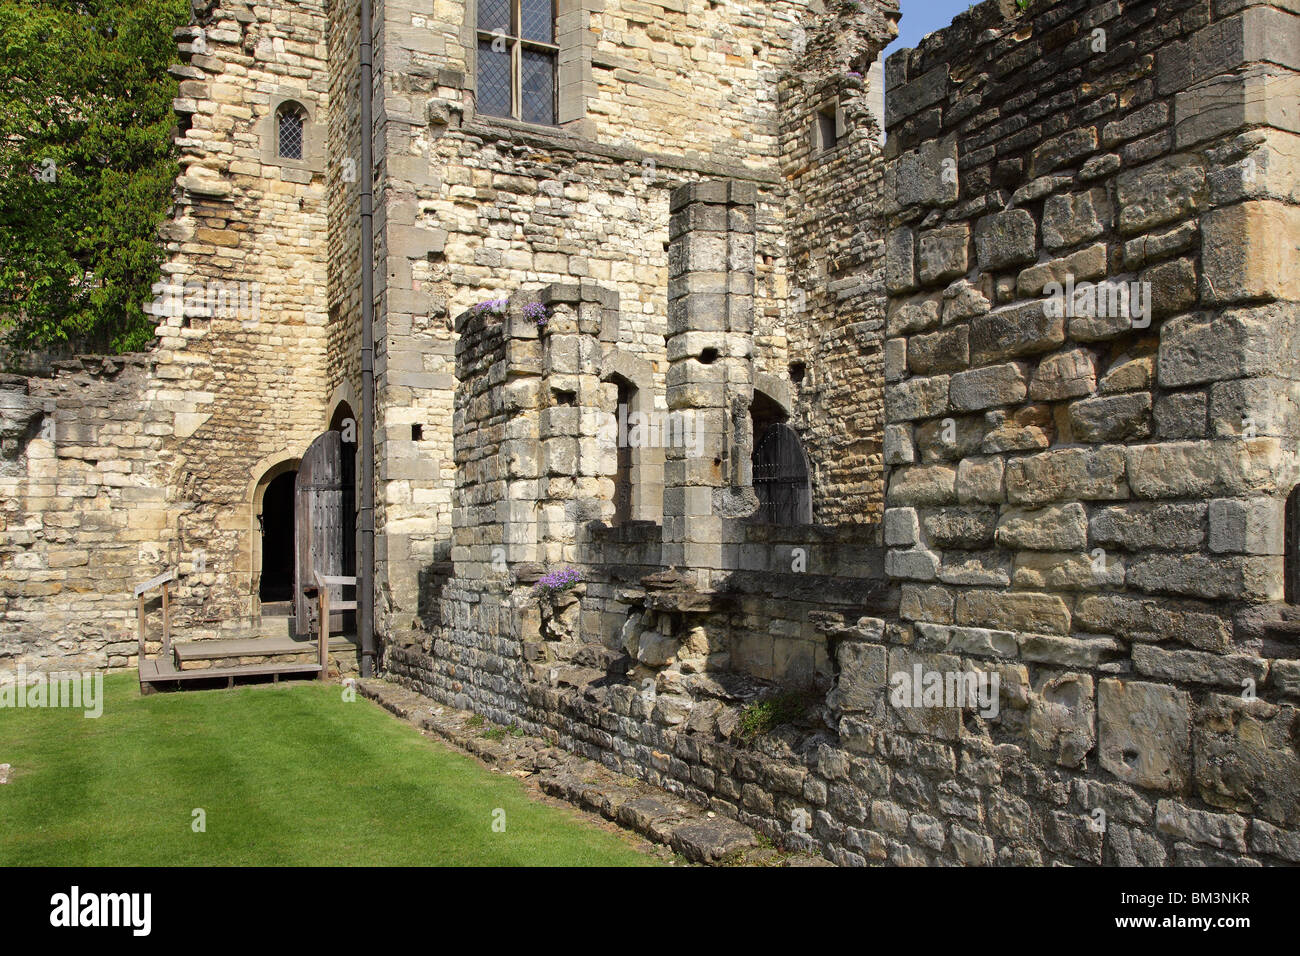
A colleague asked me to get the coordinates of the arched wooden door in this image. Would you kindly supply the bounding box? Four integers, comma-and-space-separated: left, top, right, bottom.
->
751, 423, 813, 526
295, 430, 345, 636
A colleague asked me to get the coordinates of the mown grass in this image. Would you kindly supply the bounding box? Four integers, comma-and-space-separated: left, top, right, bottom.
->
0, 674, 656, 866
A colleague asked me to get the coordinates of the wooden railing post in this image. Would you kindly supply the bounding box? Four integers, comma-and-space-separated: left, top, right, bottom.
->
160, 580, 172, 659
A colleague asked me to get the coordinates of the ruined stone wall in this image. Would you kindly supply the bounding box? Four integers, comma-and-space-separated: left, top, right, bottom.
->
778, 0, 896, 525
877, 0, 1300, 863
367, 0, 833, 645
1, 361, 179, 669
1, 0, 336, 670
394, 0, 1300, 867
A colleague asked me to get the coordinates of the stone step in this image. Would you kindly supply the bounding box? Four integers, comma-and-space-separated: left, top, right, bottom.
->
355, 678, 832, 867
172, 633, 360, 676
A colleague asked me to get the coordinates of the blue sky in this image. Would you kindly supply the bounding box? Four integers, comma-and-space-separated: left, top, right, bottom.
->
883, 0, 980, 60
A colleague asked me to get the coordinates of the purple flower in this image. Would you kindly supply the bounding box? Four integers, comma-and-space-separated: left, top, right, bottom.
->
523, 301, 548, 324
473, 296, 508, 314
534, 566, 581, 596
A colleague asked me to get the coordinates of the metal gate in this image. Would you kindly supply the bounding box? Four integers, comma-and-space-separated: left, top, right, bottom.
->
751, 422, 813, 526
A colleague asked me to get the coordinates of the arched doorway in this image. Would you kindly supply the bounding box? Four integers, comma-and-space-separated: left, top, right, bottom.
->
749, 391, 812, 526
292, 404, 359, 636
259, 469, 298, 603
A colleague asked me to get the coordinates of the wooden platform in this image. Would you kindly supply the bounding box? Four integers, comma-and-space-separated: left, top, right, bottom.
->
140, 634, 358, 692
138, 655, 322, 691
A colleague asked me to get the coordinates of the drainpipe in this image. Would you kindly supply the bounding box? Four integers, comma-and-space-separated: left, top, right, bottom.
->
358, 0, 376, 678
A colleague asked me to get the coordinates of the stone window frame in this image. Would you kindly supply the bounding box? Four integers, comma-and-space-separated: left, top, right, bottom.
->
600, 348, 662, 526
462, 0, 598, 132
260, 92, 325, 174
811, 97, 846, 155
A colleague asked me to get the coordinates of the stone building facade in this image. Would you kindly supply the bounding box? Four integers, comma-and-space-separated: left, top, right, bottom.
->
4, 0, 1300, 865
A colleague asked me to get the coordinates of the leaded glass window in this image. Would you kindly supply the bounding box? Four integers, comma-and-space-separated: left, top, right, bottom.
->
277, 104, 305, 160
476, 0, 557, 125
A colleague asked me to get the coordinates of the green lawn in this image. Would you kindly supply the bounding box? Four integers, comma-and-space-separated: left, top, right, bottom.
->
0, 674, 657, 866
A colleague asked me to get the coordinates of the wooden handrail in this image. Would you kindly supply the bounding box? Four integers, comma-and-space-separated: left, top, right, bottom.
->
135, 570, 176, 663
310, 571, 357, 681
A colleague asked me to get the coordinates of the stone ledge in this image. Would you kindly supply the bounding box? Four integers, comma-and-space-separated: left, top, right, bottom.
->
355, 677, 830, 867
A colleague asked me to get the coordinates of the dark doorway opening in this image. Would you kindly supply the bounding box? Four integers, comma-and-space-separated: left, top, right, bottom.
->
749, 392, 813, 526
260, 470, 297, 602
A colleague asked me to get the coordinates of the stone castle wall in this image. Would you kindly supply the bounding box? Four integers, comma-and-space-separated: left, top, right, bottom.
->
391, 0, 1300, 866
876, 0, 1300, 863
365, 0, 872, 643
1, 0, 338, 671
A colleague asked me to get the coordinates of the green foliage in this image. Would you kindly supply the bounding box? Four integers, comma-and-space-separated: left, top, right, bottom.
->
736, 690, 818, 742
482, 726, 506, 742
0, 0, 190, 355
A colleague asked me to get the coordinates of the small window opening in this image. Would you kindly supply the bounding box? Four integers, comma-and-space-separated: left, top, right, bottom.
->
789, 361, 806, 385
699, 348, 719, 365
277, 104, 305, 160
553, 388, 577, 406
817, 104, 839, 154
411, 424, 423, 441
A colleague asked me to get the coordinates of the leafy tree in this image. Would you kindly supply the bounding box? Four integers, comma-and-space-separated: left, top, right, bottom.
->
0, 0, 190, 355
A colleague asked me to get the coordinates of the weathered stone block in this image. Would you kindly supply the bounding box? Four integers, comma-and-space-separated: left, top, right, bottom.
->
888, 464, 957, 507
1005, 447, 1129, 506
1073, 594, 1231, 651
884, 507, 919, 547
1029, 673, 1096, 769
1068, 392, 1152, 442
971, 302, 1064, 364
883, 423, 916, 465
907, 326, 969, 375
917, 225, 971, 286
1098, 679, 1192, 793
1208, 497, 1285, 554
974, 209, 1038, 271
922, 507, 997, 549
1201, 201, 1300, 304
956, 456, 1005, 504
1089, 501, 1206, 551
886, 375, 950, 421
1125, 438, 1279, 500
1133, 644, 1267, 688
1014, 551, 1125, 590
1042, 189, 1110, 249
886, 227, 917, 294
1126, 552, 1280, 601
955, 590, 1072, 635
949, 362, 1028, 412
996, 503, 1089, 551
1116, 154, 1206, 235
1159, 305, 1294, 387
1029, 348, 1097, 402
1194, 695, 1300, 825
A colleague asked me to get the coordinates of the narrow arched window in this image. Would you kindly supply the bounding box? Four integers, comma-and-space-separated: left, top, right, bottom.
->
1286, 487, 1300, 603
613, 378, 634, 527
277, 103, 305, 160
